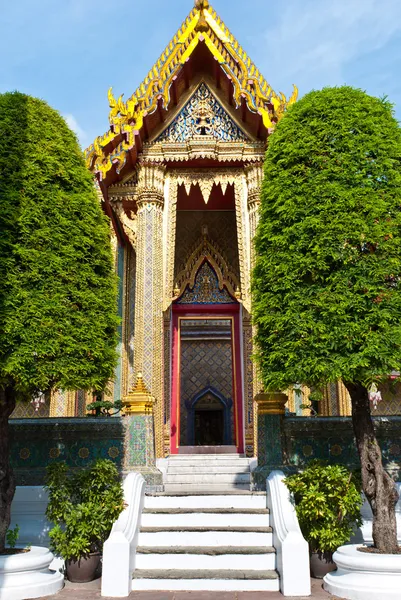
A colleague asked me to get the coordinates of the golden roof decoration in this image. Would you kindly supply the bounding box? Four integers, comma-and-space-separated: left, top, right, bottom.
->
85, 2, 298, 180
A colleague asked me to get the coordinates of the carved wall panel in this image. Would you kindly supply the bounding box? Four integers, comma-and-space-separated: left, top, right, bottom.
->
174, 210, 239, 282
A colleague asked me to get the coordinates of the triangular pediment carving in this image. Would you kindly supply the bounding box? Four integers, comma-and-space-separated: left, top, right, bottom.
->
156, 83, 248, 144
173, 235, 241, 304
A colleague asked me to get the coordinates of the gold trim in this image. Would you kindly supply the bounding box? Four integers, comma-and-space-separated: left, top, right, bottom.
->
255, 392, 288, 415
173, 235, 240, 301
123, 372, 155, 415
176, 316, 239, 448
85, 3, 298, 178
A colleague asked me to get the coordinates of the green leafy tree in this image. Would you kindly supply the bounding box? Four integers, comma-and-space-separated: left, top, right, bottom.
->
253, 86, 401, 553
0, 92, 119, 553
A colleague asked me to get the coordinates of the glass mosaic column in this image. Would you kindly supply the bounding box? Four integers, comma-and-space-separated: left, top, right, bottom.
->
122, 373, 162, 489
245, 163, 264, 456
134, 162, 166, 459
246, 163, 263, 267
252, 392, 288, 489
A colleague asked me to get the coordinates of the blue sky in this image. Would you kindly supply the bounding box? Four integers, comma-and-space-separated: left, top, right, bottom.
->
1, 0, 400, 147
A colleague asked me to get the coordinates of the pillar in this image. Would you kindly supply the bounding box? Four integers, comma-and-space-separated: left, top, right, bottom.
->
134, 161, 166, 458
122, 373, 163, 489
245, 163, 264, 456
252, 392, 288, 488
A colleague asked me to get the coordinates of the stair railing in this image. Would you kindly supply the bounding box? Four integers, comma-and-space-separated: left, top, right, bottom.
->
266, 470, 311, 597
101, 472, 146, 597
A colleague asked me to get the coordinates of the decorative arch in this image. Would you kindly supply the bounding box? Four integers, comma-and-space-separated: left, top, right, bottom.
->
185, 386, 233, 446
173, 235, 241, 303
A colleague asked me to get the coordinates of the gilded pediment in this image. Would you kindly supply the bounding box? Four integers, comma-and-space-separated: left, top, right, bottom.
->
86, 1, 298, 182
156, 83, 248, 144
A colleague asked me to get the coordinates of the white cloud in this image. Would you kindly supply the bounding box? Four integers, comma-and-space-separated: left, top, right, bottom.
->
63, 114, 87, 147
263, 0, 401, 92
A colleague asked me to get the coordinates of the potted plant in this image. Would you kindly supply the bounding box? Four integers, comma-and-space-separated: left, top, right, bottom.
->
45, 459, 125, 583
285, 461, 363, 578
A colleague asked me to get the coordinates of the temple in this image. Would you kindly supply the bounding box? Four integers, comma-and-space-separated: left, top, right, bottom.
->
85, 0, 298, 459
11, 1, 401, 476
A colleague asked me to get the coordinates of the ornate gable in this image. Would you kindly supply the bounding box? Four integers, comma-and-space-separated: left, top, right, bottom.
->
86, 0, 298, 182
156, 83, 248, 143
177, 261, 236, 305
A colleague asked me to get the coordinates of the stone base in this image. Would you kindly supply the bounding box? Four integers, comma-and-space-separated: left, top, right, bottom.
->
123, 466, 163, 492
0, 546, 64, 600
324, 544, 401, 600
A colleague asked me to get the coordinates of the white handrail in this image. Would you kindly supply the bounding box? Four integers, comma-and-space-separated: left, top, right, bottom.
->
267, 470, 311, 597
101, 472, 146, 598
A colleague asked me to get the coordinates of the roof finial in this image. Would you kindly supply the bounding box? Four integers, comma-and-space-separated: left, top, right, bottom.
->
195, 0, 209, 9
194, 0, 209, 32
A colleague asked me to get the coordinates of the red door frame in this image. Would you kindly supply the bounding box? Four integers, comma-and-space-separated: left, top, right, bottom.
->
170, 303, 244, 455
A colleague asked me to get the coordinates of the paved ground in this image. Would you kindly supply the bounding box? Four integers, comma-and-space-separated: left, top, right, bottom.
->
43, 578, 344, 600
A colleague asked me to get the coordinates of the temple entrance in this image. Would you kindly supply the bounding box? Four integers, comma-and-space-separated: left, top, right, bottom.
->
189, 387, 233, 446
171, 303, 244, 454
195, 410, 223, 446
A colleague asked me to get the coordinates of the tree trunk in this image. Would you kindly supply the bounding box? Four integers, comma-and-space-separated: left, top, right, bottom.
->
345, 381, 399, 553
0, 386, 16, 553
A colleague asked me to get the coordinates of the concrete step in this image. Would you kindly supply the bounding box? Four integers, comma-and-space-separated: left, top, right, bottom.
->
142, 508, 269, 514
178, 446, 238, 454
144, 494, 266, 509
132, 569, 280, 592
168, 454, 245, 461
167, 466, 251, 474
136, 546, 275, 554
163, 483, 251, 493
138, 529, 273, 547
168, 457, 251, 464
136, 550, 276, 570
141, 512, 269, 528
165, 473, 251, 484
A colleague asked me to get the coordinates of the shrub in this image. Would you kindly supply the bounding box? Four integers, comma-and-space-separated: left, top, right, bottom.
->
45, 459, 124, 561
285, 462, 363, 553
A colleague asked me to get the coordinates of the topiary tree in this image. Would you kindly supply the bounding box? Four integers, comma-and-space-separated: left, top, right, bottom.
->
0, 92, 119, 553
253, 86, 401, 553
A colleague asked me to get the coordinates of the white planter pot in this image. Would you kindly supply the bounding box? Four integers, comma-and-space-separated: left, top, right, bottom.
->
324, 544, 401, 600
0, 546, 64, 600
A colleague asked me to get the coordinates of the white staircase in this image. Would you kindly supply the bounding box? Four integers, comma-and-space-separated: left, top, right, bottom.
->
133, 492, 278, 591
162, 453, 253, 493
131, 454, 279, 592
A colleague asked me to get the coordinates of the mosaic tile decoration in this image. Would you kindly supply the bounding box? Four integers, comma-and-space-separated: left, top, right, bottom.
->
178, 261, 236, 304
157, 83, 248, 143
284, 416, 401, 477
11, 399, 50, 419
10, 418, 125, 486
174, 211, 239, 283
123, 414, 155, 468
127, 246, 136, 389
180, 338, 234, 444
114, 244, 125, 402
253, 415, 401, 489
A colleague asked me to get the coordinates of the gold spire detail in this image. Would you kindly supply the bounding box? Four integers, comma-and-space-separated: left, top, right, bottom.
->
195, 0, 209, 9
123, 372, 155, 415
86, 2, 298, 179
194, 0, 209, 31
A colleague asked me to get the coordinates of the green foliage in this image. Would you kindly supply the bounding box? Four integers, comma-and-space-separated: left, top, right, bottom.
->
252, 87, 401, 390
0, 91, 119, 398
6, 524, 20, 549
285, 462, 363, 553
45, 459, 124, 561
86, 399, 123, 417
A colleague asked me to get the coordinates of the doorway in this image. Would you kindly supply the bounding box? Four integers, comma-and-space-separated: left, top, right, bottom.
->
170, 304, 244, 454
